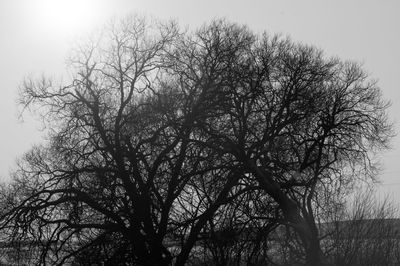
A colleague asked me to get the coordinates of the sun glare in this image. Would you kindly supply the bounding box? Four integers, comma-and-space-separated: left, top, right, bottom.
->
27, 0, 108, 39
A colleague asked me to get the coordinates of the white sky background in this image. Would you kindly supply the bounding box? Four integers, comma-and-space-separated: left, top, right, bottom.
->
0, 0, 399, 200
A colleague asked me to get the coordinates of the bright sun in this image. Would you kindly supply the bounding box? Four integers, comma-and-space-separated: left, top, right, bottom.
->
27, 0, 108, 39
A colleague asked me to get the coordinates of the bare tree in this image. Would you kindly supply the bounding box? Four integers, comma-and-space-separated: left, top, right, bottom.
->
0, 17, 393, 266
168, 20, 392, 265
321, 189, 400, 266
0, 16, 246, 266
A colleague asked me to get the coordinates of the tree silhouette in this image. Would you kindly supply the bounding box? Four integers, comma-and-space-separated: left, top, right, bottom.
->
0, 17, 393, 266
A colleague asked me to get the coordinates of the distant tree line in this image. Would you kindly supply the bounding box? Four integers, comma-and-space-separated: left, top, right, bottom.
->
0, 16, 394, 266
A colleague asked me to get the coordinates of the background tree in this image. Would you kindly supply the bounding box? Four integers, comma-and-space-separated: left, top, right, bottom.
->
321, 189, 400, 266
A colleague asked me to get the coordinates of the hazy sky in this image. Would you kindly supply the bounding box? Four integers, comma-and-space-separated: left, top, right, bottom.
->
0, 0, 399, 198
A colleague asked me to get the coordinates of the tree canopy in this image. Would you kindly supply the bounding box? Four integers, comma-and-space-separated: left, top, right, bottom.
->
0, 16, 393, 266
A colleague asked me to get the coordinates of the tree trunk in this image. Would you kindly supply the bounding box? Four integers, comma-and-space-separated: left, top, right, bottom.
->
279, 194, 327, 266
250, 161, 327, 266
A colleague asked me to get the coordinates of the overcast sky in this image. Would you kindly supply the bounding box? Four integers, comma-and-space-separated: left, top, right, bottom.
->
0, 0, 399, 199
